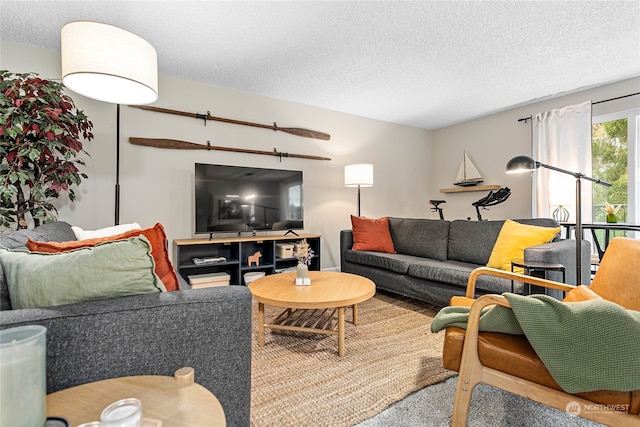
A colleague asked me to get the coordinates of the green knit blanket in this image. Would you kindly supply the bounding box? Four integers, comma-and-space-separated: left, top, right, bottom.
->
431, 293, 640, 393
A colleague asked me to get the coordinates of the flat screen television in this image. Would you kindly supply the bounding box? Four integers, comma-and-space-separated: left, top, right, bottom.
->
195, 163, 303, 235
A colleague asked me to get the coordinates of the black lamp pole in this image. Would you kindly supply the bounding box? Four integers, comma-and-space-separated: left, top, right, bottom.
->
506, 156, 611, 284
115, 104, 121, 225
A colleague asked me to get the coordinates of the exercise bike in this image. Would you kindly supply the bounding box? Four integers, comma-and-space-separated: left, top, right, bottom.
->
429, 200, 446, 220
472, 187, 511, 221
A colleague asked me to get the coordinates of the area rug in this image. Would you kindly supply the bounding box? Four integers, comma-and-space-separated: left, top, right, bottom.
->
250, 292, 455, 427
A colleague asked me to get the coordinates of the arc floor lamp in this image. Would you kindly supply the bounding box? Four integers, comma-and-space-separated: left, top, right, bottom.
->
506, 155, 611, 285
61, 21, 158, 225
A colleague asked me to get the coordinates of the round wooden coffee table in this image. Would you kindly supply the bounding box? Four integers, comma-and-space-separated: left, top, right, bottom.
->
248, 271, 375, 356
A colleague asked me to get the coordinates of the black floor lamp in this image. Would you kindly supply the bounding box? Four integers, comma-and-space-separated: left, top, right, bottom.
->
61, 21, 158, 225
506, 155, 611, 284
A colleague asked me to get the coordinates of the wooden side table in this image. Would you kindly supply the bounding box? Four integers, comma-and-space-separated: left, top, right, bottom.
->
46, 368, 225, 427
511, 260, 566, 295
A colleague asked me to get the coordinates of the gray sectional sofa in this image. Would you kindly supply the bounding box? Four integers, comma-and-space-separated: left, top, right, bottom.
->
0, 222, 252, 427
341, 217, 591, 307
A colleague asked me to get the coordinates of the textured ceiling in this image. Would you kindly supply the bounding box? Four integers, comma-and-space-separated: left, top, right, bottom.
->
1, 1, 639, 129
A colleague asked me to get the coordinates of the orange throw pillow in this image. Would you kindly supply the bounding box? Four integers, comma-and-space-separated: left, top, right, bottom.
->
27, 223, 180, 292
351, 215, 396, 254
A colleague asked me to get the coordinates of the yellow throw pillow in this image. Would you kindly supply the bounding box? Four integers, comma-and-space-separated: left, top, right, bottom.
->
487, 219, 561, 272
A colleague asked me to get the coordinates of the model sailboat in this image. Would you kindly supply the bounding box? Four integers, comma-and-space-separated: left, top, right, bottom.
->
454, 151, 484, 187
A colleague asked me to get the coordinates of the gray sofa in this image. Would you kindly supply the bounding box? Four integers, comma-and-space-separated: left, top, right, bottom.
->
0, 222, 252, 427
341, 217, 591, 307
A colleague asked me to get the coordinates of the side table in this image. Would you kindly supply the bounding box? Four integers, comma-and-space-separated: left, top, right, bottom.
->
46, 367, 225, 427
510, 259, 566, 296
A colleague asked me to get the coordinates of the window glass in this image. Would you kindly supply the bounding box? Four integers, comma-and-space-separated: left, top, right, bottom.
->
592, 109, 639, 238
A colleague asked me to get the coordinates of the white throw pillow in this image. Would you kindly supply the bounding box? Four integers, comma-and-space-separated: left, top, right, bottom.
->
71, 222, 141, 240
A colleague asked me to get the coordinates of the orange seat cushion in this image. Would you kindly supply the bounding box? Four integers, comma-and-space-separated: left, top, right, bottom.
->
27, 223, 180, 292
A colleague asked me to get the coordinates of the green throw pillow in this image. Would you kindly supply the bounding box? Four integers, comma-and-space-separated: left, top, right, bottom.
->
0, 235, 166, 309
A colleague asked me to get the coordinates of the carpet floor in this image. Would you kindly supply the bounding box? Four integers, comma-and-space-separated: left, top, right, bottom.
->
354, 376, 604, 427
250, 292, 455, 427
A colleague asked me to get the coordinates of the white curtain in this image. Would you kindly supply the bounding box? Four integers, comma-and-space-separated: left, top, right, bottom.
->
532, 101, 593, 224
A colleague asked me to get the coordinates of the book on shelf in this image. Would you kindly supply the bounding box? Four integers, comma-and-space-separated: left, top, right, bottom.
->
192, 256, 226, 265
190, 281, 228, 289
188, 272, 230, 288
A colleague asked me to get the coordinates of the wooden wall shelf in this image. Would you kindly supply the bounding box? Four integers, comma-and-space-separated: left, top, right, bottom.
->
440, 184, 501, 193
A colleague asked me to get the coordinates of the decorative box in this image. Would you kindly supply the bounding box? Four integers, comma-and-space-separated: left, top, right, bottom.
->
276, 243, 294, 258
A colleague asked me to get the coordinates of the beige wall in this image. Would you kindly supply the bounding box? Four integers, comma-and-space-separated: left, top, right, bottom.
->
431, 77, 640, 221
1, 40, 432, 269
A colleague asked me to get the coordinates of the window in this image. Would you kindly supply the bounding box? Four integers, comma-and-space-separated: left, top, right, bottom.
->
591, 108, 639, 238
287, 184, 302, 220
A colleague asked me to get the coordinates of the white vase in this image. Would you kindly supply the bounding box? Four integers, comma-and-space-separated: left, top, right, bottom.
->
295, 263, 311, 285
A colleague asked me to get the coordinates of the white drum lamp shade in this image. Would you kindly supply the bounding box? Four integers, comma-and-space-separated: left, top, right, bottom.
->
344, 164, 374, 188
345, 164, 373, 216
61, 21, 158, 105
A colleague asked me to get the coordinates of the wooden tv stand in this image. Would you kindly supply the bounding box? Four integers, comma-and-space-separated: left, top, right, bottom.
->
174, 233, 321, 286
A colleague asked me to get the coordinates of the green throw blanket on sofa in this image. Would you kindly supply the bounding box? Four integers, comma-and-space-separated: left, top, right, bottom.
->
431, 293, 640, 393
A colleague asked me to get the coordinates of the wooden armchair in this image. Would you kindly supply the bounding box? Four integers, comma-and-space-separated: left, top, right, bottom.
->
442, 237, 640, 426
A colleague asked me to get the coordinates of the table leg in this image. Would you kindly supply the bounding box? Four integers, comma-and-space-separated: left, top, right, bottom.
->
258, 302, 265, 347
352, 304, 358, 326
338, 307, 345, 357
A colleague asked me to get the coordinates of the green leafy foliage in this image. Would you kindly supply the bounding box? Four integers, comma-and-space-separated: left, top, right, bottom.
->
0, 70, 93, 229
591, 119, 628, 223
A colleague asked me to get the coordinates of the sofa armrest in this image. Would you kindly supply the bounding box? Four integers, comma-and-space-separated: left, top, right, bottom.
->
524, 238, 591, 285
0, 286, 252, 427
340, 229, 354, 271
464, 267, 576, 299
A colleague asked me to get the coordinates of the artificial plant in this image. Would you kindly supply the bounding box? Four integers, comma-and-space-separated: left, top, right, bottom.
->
0, 70, 94, 229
